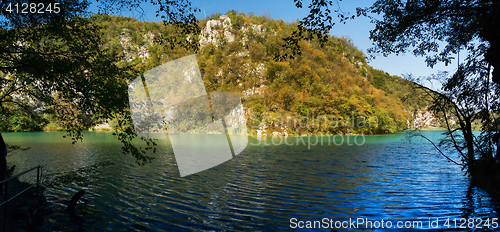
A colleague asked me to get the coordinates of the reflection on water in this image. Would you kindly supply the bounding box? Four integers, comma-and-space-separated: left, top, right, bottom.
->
2, 131, 500, 231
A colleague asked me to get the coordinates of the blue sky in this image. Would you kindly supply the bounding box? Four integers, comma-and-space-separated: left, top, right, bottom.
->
89, 0, 458, 90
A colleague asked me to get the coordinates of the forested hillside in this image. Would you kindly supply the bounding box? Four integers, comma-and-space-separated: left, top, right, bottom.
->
1, 11, 432, 134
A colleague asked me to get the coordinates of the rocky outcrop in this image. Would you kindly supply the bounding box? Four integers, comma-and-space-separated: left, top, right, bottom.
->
119, 29, 157, 63
241, 23, 264, 46
199, 15, 267, 48
411, 111, 441, 128
92, 121, 112, 131
242, 85, 266, 99
199, 15, 234, 49
224, 105, 246, 128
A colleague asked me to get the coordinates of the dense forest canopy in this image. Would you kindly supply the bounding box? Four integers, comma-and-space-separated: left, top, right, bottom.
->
2, 12, 431, 135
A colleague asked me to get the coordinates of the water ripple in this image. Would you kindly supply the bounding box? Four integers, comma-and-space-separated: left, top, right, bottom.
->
3, 132, 500, 231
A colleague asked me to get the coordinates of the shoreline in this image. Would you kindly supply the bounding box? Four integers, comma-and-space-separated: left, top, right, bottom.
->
4, 128, 451, 135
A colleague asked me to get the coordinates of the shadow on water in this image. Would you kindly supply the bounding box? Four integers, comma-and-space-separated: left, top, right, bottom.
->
33, 161, 116, 231
462, 181, 500, 223
44, 161, 115, 188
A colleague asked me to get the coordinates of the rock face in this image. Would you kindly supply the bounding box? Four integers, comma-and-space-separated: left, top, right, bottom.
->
412, 111, 441, 128
92, 121, 112, 130
241, 24, 263, 34
242, 85, 266, 99
199, 15, 266, 48
119, 29, 157, 63
199, 15, 234, 49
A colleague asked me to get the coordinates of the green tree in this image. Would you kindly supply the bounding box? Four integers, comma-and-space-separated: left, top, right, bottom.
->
358, 0, 500, 83
355, 0, 500, 184
0, 0, 201, 164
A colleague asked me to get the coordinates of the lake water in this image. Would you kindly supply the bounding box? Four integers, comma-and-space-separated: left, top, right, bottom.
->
3, 131, 500, 231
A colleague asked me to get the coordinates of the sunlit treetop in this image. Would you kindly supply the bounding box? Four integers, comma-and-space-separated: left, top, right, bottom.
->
356, 0, 499, 83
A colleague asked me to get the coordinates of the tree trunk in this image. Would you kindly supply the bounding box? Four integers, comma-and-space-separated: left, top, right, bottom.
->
464, 118, 475, 175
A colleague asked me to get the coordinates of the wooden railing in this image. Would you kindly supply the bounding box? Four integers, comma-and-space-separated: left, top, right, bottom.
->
0, 165, 42, 231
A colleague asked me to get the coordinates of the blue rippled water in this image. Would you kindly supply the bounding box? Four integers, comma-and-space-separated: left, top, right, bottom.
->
3, 131, 500, 231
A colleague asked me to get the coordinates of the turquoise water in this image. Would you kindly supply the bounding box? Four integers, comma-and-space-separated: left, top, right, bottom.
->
2, 131, 499, 231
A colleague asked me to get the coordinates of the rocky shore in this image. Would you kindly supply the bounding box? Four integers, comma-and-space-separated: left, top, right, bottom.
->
0, 178, 48, 232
